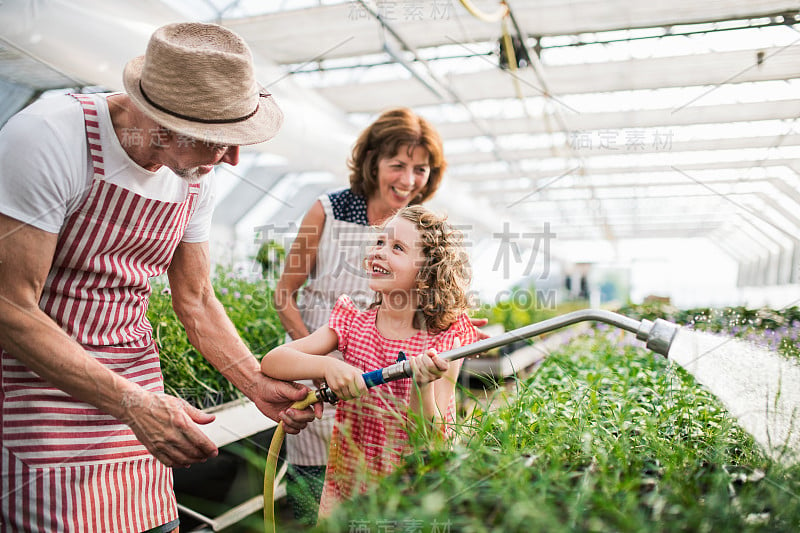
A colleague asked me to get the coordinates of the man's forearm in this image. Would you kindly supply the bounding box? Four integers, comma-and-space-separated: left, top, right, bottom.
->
175, 292, 261, 396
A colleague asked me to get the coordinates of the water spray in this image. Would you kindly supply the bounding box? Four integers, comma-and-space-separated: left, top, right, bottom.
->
264, 309, 800, 532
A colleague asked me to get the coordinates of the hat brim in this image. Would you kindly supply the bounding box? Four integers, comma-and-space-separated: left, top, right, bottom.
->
123, 55, 283, 146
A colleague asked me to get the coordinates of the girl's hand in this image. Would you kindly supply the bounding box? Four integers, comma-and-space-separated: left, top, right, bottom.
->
410, 349, 449, 386
324, 359, 368, 400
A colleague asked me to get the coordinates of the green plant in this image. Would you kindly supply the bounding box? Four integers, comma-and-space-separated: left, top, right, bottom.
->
472, 284, 589, 359
255, 240, 286, 283
148, 267, 285, 408
317, 330, 800, 532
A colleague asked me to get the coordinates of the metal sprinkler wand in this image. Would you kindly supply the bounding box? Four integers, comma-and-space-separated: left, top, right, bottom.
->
314, 309, 680, 404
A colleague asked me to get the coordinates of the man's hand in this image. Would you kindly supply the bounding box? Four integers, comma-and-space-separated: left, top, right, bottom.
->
122, 391, 218, 468
245, 374, 323, 434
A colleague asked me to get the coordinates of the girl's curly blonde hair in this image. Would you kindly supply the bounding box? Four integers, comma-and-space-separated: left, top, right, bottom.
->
373, 205, 472, 333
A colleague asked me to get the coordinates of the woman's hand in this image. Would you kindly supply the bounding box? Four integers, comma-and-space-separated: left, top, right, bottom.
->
324, 359, 368, 401
469, 317, 491, 340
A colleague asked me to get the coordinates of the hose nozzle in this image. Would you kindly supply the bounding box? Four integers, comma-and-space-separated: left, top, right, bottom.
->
635, 318, 679, 357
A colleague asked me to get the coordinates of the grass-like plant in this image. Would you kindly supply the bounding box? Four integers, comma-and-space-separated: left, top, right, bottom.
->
317, 328, 800, 532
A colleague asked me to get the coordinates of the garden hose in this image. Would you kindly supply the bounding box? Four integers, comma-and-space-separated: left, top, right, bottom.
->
264, 390, 319, 533
458, 0, 509, 23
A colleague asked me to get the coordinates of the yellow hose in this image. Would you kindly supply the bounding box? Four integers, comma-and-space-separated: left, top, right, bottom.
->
458, 0, 509, 23
264, 390, 320, 533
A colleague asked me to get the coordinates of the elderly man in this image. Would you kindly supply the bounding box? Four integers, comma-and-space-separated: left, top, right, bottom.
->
0, 22, 319, 532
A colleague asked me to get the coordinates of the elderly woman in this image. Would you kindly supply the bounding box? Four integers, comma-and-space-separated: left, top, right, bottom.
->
274, 108, 447, 523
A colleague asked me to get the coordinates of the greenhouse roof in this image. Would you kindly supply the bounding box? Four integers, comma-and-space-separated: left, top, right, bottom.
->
1, 0, 798, 304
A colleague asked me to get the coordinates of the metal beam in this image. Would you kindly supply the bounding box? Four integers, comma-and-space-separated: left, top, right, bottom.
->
212, 169, 285, 227
450, 159, 800, 182
226, 1, 800, 64
445, 133, 800, 166
472, 176, 800, 202
436, 99, 800, 140
318, 46, 800, 112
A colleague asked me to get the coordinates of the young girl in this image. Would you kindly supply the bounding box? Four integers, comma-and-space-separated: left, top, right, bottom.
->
261, 205, 478, 515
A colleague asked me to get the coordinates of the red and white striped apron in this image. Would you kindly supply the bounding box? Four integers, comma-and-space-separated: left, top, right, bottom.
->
1, 94, 200, 531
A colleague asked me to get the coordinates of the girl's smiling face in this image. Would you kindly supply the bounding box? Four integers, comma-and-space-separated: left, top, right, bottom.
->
366, 217, 425, 297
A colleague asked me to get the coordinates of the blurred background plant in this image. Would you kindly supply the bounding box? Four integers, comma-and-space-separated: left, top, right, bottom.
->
149, 265, 284, 408
255, 240, 286, 284
618, 302, 800, 362
473, 283, 589, 333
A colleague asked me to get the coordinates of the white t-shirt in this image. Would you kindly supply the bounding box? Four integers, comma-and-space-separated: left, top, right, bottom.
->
0, 93, 215, 241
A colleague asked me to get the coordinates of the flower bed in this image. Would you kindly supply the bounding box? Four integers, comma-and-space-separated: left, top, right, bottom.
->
319, 329, 800, 532
146, 270, 800, 530
618, 302, 800, 362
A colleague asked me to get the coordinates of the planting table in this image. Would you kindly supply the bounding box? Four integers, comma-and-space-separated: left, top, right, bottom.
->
200, 398, 278, 447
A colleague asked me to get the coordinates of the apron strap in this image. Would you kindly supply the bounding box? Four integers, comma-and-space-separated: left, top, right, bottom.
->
70, 93, 106, 179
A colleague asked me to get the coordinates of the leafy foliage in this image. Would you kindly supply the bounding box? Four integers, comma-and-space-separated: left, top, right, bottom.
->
473, 285, 589, 333
318, 330, 800, 532
148, 267, 284, 408
255, 240, 286, 283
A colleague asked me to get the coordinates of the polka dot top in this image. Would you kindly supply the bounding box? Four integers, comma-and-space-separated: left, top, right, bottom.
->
329, 188, 368, 225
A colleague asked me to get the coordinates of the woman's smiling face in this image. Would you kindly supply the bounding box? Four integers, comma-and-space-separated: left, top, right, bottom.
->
374, 144, 431, 210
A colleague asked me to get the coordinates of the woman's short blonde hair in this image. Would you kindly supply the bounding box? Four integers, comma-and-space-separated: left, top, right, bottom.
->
374, 205, 471, 333
348, 108, 446, 205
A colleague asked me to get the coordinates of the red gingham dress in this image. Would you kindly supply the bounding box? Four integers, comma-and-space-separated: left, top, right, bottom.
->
318, 295, 478, 515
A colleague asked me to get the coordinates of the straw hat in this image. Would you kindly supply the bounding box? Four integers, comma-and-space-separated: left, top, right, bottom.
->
123, 22, 283, 146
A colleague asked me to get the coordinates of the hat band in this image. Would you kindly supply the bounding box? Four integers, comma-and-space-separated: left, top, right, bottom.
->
139, 81, 264, 125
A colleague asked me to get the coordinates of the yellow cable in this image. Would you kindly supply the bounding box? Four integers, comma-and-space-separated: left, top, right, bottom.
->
264, 390, 320, 533
458, 0, 509, 23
